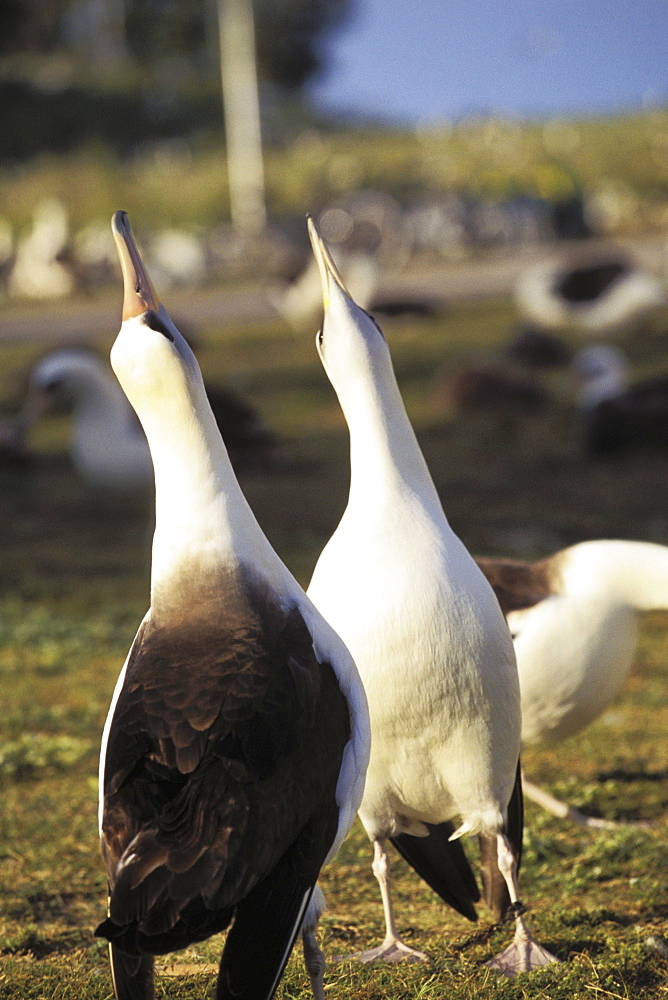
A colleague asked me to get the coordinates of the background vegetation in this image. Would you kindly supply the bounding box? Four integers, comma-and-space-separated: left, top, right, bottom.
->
1, 109, 668, 235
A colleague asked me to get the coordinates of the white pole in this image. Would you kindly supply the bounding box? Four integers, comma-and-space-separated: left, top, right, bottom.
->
217, 0, 267, 235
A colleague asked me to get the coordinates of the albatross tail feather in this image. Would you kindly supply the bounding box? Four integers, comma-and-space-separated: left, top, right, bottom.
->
390, 821, 480, 922
215, 822, 330, 1000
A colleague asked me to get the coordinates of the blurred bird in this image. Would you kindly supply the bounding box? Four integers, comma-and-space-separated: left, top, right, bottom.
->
504, 326, 572, 369
96, 211, 370, 1000
573, 344, 668, 456
22, 346, 277, 488
515, 252, 667, 337
476, 539, 668, 827
438, 362, 550, 415
271, 245, 379, 329
306, 216, 557, 975
9, 197, 75, 300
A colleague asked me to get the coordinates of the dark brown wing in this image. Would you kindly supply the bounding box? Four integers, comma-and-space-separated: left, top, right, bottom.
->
98, 580, 350, 958
475, 556, 556, 616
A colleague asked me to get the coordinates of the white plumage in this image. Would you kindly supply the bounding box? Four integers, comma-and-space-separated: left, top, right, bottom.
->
97, 211, 370, 1000
28, 349, 153, 489
477, 539, 668, 827
305, 216, 556, 975
515, 253, 667, 337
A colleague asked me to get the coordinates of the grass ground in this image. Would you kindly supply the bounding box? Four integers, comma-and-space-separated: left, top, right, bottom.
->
0, 292, 667, 998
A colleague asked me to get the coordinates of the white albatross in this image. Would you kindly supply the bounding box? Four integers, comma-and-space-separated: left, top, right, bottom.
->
96, 211, 370, 1000
305, 216, 557, 975
26, 348, 153, 489
515, 252, 667, 338
572, 344, 668, 456
23, 347, 276, 489
475, 539, 668, 827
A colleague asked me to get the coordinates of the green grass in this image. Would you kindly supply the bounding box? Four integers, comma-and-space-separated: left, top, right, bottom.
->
0, 296, 667, 997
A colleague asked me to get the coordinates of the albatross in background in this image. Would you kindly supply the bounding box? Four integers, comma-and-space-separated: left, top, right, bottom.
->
26, 349, 153, 489
476, 539, 668, 827
305, 216, 557, 975
21, 346, 276, 489
96, 211, 370, 1000
572, 344, 668, 456
515, 252, 667, 338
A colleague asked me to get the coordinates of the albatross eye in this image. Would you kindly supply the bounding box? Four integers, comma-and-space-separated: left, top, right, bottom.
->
317, 328, 324, 347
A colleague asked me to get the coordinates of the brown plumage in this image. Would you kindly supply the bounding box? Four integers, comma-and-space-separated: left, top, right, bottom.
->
98, 573, 350, 961
474, 555, 559, 616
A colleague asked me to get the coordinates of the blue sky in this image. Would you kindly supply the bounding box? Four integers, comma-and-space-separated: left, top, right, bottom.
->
309, 0, 668, 124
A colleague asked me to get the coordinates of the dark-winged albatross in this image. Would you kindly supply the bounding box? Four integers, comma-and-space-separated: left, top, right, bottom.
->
573, 344, 668, 456
96, 212, 370, 1000
26, 348, 153, 489
476, 539, 668, 827
515, 252, 667, 337
305, 216, 557, 975
22, 347, 276, 488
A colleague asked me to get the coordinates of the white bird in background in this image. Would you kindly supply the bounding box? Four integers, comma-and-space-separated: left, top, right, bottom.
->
572, 344, 668, 456
515, 252, 667, 337
96, 211, 370, 1000
9, 197, 75, 301
27, 349, 153, 489
22, 346, 277, 489
476, 539, 668, 827
305, 215, 557, 975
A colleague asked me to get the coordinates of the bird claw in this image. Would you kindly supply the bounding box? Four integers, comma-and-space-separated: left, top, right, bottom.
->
486, 938, 559, 976
339, 939, 429, 964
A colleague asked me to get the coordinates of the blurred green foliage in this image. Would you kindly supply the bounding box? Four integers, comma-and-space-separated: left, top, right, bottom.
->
1, 110, 666, 234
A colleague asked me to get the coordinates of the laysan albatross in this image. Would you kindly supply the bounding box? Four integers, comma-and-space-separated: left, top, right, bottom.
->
305, 216, 557, 975
96, 212, 370, 1000
20, 346, 276, 489
476, 539, 668, 827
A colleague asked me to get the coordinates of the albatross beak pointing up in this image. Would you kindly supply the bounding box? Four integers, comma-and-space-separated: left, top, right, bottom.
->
112, 210, 161, 321
307, 213, 352, 311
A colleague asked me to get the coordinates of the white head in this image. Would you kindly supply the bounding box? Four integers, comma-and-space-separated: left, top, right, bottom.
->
307, 215, 437, 502
24, 349, 122, 427
110, 211, 209, 440
307, 214, 394, 410
572, 344, 630, 410
110, 211, 253, 601
563, 539, 668, 613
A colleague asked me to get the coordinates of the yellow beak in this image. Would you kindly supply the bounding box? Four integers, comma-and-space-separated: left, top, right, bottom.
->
111, 210, 161, 321
306, 213, 351, 310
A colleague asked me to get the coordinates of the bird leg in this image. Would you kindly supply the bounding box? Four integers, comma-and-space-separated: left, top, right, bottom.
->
523, 778, 653, 830
486, 833, 559, 976
302, 924, 326, 1000
345, 839, 428, 963
301, 885, 327, 1000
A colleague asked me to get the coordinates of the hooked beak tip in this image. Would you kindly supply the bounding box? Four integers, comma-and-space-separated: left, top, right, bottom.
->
307, 213, 351, 311
111, 210, 160, 321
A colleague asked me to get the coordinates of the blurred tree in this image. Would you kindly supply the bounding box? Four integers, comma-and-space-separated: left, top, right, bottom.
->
0, 0, 351, 91
254, 0, 350, 90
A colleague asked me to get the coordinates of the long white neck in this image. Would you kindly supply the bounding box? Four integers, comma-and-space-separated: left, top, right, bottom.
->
563, 539, 668, 611
336, 351, 444, 519
115, 338, 285, 619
